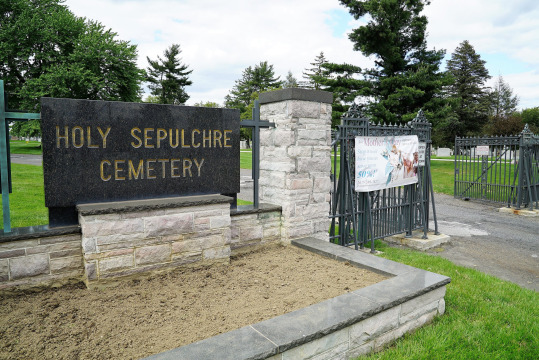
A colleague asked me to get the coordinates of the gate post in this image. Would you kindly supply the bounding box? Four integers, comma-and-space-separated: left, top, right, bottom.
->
258, 88, 333, 243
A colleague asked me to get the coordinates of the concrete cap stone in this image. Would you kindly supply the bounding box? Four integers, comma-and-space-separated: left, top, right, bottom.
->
259, 88, 333, 105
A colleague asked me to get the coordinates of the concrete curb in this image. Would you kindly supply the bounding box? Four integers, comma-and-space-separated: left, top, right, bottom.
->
143, 237, 450, 360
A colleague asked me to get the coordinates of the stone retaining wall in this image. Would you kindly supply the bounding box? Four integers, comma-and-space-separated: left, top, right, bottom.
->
0, 226, 83, 290
230, 204, 282, 255
0, 199, 283, 290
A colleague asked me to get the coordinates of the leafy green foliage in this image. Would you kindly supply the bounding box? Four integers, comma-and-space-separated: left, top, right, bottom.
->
192, 101, 221, 108
146, 44, 192, 105
521, 107, 539, 132
1, 0, 144, 137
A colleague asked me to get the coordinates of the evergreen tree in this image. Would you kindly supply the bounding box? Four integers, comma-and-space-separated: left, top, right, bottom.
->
146, 44, 192, 105
445, 40, 491, 141
489, 75, 519, 118
483, 76, 521, 136
302, 52, 328, 90
283, 71, 298, 88
314, 62, 368, 128
224, 61, 282, 115
325, 0, 451, 136
1, 0, 144, 137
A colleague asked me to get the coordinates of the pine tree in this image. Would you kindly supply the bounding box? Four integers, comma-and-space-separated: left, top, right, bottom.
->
146, 44, 192, 105
302, 52, 328, 90
224, 61, 282, 114
344, 0, 451, 123
489, 76, 519, 118
283, 71, 298, 88
445, 40, 491, 140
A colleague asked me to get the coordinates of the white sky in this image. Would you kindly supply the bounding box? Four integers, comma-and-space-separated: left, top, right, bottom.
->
63, 0, 539, 110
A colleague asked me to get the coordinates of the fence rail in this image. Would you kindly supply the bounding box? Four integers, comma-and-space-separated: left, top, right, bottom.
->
454, 125, 539, 209
330, 106, 437, 252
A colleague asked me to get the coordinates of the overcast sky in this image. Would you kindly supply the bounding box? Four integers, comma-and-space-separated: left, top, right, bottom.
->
63, 0, 539, 110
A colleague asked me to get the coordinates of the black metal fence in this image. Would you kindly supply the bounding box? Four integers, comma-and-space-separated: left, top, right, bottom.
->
454, 125, 539, 209
329, 106, 437, 252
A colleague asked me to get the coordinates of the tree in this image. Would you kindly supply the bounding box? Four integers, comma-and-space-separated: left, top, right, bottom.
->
224, 61, 282, 114
521, 107, 539, 131
302, 52, 328, 90
283, 71, 298, 88
328, 0, 451, 136
489, 76, 519, 118
445, 40, 491, 141
192, 101, 221, 108
224, 61, 282, 115
1, 0, 144, 137
146, 44, 192, 105
314, 62, 368, 128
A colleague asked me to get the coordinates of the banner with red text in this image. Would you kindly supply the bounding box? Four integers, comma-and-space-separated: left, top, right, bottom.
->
355, 135, 419, 192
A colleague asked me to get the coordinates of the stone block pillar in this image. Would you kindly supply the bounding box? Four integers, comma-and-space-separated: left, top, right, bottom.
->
258, 88, 333, 243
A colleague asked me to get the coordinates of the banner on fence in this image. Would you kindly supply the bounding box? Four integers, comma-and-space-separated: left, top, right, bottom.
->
355, 135, 419, 192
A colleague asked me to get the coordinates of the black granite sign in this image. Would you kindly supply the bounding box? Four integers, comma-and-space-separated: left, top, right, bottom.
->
41, 98, 240, 225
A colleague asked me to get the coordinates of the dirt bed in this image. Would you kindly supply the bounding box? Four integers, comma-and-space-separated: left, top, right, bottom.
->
0, 244, 387, 360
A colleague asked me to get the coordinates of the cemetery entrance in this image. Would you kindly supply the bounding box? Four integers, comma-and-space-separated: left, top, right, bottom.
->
454, 125, 539, 210
330, 106, 437, 251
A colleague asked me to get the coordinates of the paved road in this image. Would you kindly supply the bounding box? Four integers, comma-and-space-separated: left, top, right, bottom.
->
10, 154, 42, 166
428, 193, 538, 291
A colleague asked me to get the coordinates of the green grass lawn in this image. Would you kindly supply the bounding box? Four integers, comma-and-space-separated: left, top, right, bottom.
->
357, 240, 539, 360
9, 140, 42, 155
0, 163, 48, 229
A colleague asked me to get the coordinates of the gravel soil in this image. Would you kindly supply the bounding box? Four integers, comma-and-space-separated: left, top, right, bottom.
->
0, 244, 387, 360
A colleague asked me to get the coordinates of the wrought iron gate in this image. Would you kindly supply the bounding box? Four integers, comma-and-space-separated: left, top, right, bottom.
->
454, 125, 539, 209
329, 105, 438, 252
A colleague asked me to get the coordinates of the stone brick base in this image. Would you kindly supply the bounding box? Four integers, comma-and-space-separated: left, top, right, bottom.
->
77, 195, 233, 286
0, 226, 82, 291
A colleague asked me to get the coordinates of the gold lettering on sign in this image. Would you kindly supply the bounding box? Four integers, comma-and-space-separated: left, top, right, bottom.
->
72, 126, 84, 148
100, 160, 112, 181
97, 127, 111, 148
181, 129, 190, 148
183, 159, 193, 177
171, 158, 181, 177
144, 128, 154, 148
128, 159, 144, 180
224, 130, 232, 148
56, 126, 69, 148
192, 129, 200, 148
203, 130, 211, 148
114, 160, 126, 180
194, 158, 204, 177
157, 128, 167, 148
213, 130, 222, 148
146, 159, 156, 179
131, 128, 142, 148
169, 129, 179, 148
87, 127, 99, 148
158, 159, 169, 178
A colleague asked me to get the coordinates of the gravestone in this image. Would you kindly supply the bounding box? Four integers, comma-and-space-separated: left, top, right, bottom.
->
437, 147, 452, 157
41, 98, 240, 227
